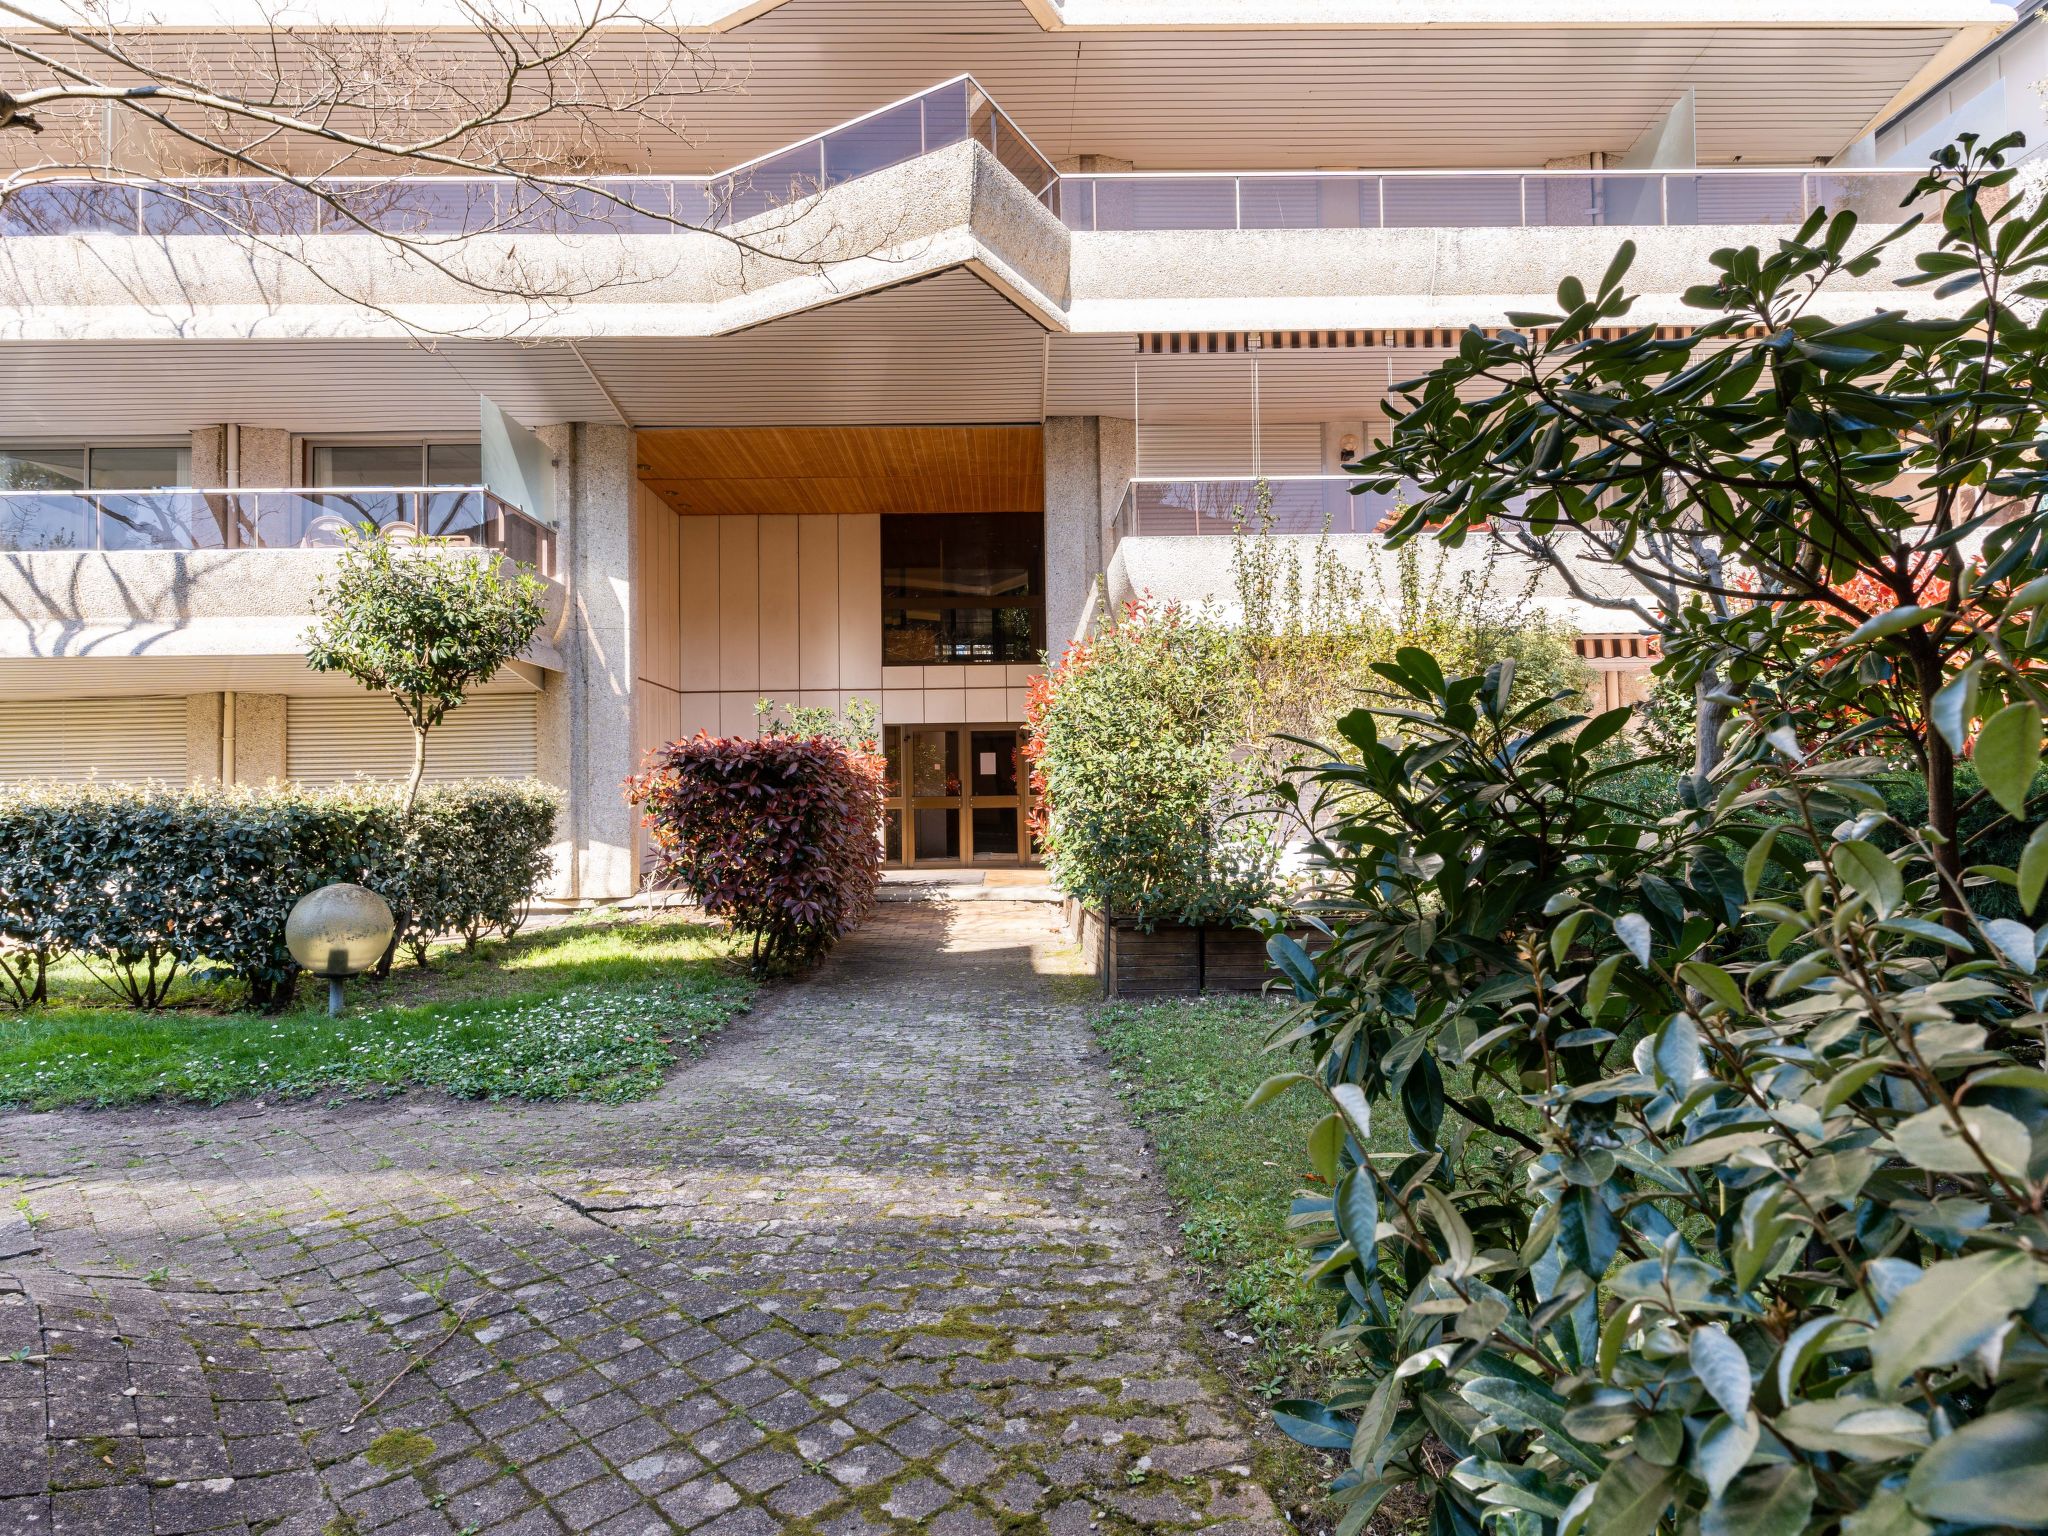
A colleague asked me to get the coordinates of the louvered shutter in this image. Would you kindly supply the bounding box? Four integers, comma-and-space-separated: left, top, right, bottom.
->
0, 696, 187, 784
285, 693, 538, 785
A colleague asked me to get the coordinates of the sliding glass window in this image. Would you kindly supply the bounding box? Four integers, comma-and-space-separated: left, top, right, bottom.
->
881, 512, 1043, 666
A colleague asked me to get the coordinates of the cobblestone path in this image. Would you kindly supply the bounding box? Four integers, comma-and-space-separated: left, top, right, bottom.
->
0, 902, 1288, 1536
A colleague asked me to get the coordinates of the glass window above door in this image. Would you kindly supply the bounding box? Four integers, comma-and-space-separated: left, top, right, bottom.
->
881, 512, 1044, 665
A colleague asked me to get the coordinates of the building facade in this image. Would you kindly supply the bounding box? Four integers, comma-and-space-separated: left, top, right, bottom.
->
0, 0, 2014, 896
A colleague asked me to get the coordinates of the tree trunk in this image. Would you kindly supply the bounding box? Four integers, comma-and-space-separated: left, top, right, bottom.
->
1918, 657, 1966, 929
404, 725, 428, 815
1689, 662, 1729, 807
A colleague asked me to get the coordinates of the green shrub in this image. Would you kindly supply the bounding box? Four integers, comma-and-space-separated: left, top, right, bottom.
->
1261, 653, 2048, 1536
1877, 765, 2048, 920
1027, 567, 1588, 930
398, 780, 560, 961
0, 779, 557, 1009
627, 732, 885, 973
1028, 604, 1280, 929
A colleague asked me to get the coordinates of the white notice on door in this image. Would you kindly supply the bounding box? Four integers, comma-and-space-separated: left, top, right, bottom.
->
978, 751, 997, 776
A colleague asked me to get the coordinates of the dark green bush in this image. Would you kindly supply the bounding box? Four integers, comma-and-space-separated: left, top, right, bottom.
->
0, 780, 557, 1009
1877, 765, 2048, 919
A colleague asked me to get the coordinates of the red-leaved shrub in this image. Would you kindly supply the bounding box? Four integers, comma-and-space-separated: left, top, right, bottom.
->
626, 732, 886, 972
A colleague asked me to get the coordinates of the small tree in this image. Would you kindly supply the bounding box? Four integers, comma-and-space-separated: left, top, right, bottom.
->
304, 533, 548, 813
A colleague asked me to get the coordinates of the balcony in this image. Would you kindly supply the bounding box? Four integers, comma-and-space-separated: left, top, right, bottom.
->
1114, 476, 1402, 540
0, 76, 1058, 240
1061, 168, 1927, 232
0, 67, 1929, 247
0, 487, 556, 575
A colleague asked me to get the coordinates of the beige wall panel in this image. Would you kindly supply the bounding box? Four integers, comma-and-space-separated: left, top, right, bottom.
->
924, 689, 966, 724
637, 488, 682, 693
965, 688, 1008, 721
837, 513, 883, 692
718, 692, 760, 739
882, 690, 924, 725
678, 693, 721, 739
798, 690, 840, 714
797, 515, 841, 691
637, 681, 681, 761
718, 516, 759, 693
882, 666, 923, 688
757, 514, 801, 696
1006, 687, 1031, 720
678, 516, 721, 692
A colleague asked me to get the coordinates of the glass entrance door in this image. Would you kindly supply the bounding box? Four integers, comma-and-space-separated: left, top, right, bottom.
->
882, 725, 1031, 867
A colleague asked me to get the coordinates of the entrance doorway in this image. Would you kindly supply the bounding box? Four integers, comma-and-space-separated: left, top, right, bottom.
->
882, 725, 1032, 867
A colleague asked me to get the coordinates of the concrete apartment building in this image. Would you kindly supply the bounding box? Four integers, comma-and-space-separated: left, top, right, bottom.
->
0, 0, 2016, 898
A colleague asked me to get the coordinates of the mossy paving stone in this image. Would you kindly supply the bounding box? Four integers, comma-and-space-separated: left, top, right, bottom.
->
0, 903, 1289, 1533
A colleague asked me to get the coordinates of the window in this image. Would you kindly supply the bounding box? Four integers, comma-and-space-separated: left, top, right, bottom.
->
0, 443, 209, 551
881, 512, 1043, 665
302, 441, 488, 544
0, 444, 190, 489
309, 441, 482, 488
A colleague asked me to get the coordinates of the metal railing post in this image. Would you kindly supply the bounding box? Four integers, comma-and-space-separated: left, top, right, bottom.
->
1234, 177, 1243, 230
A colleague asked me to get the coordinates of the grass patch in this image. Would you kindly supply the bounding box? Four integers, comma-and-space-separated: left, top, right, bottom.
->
1098, 994, 1533, 1532
1096, 996, 1361, 1399
0, 912, 753, 1111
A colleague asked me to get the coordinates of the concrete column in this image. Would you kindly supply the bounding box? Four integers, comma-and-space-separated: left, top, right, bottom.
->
1044, 416, 1135, 656
231, 693, 287, 784
547, 422, 640, 901
184, 691, 286, 785
186, 693, 223, 784
238, 429, 295, 490
190, 428, 227, 487
190, 425, 294, 545
1044, 418, 1102, 660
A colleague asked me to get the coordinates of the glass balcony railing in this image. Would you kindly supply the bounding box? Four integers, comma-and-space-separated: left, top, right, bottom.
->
0, 486, 556, 574
0, 76, 1059, 239
1061, 169, 1931, 232
1114, 476, 1403, 540
0, 70, 1916, 244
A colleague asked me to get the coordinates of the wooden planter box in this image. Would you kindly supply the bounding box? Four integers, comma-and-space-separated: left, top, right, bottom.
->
1067, 901, 1275, 998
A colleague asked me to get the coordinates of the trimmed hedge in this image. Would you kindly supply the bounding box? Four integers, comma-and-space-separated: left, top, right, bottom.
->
628, 732, 885, 972
0, 779, 557, 1010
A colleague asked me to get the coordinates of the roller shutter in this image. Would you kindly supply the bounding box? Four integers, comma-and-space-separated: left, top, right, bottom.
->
286, 693, 538, 785
0, 696, 187, 785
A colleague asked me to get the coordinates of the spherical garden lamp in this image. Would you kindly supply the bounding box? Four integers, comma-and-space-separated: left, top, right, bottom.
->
286, 883, 395, 1017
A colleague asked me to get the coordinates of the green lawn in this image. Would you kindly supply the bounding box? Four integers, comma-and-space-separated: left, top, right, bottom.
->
1095, 994, 1476, 1527
1096, 996, 1365, 1398
0, 913, 753, 1111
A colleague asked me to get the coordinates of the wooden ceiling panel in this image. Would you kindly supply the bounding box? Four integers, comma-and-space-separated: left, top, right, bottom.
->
635, 424, 1045, 515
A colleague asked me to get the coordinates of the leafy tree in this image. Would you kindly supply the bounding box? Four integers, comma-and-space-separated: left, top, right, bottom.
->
304, 532, 548, 813
1356, 133, 2048, 917
1256, 136, 2048, 1536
